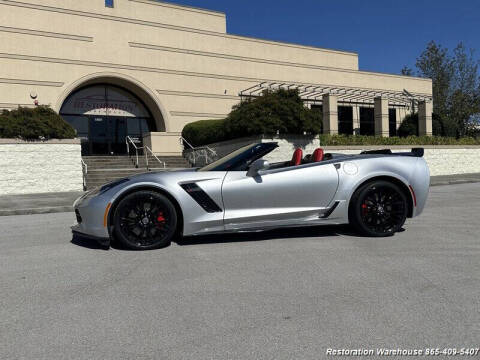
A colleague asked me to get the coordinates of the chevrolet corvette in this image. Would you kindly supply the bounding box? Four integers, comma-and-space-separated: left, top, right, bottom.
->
72, 142, 430, 250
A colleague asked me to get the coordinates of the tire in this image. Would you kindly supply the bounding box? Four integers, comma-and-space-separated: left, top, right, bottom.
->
349, 180, 408, 237
113, 190, 177, 250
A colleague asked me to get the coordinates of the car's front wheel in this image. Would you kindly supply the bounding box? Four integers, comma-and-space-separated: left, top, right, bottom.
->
349, 180, 408, 237
113, 190, 177, 250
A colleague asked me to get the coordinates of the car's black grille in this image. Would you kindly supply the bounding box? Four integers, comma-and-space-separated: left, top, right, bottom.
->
180, 183, 222, 213
75, 209, 83, 223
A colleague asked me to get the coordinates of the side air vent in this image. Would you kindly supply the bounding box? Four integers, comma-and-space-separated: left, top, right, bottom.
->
180, 183, 222, 213
320, 201, 340, 219
75, 209, 83, 223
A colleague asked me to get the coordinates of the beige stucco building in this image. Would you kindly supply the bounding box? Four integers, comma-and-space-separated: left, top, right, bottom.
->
0, 0, 433, 155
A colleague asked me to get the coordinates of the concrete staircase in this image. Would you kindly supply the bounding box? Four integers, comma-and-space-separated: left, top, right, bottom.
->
82, 155, 191, 190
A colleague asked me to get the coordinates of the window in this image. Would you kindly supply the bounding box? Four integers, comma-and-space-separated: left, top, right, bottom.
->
338, 106, 353, 135
359, 107, 375, 136
105, 0, 114, 8
389, 108, 397, 136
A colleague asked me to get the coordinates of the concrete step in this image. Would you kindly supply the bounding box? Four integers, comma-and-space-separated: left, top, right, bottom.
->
83, 159, 134, 163
85, 163, 136, 168
137, 158, 191, 166
83, 158, 133, 161
86, 164, 137, 169
83, 155, 132, 159
84, 160, 133, 164
138, 163, 189, 168
87, 172, 148, 179
86, 164, 139, 169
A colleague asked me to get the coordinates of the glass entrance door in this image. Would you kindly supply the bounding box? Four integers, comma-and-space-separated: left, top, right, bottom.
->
89, 117, 108, 154
108, 117, 127, 154
89, 117, 128, 155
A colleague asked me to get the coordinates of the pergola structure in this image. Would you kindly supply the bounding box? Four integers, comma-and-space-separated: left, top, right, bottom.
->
239, 82, 433, 137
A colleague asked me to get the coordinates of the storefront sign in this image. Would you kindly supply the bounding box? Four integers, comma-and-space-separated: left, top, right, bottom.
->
61, 85, 150, 117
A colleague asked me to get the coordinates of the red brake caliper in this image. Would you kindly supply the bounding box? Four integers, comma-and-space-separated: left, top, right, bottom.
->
362, 203, 368, 215
157, 212, 166, 227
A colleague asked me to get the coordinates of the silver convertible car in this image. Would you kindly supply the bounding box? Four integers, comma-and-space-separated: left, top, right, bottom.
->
72, 143, 430, 250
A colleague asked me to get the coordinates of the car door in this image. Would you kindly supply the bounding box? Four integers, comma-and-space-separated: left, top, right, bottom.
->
221, 163, 339, 231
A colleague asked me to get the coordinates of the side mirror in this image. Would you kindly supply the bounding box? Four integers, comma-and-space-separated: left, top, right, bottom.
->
247, 159, 269, 177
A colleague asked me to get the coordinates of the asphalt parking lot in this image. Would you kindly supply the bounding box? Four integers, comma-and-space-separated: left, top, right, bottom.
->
0, 183, 479, 360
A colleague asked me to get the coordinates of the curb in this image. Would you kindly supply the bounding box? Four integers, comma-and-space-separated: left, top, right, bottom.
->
0, 206, 73, 216
430, 179, 480, 187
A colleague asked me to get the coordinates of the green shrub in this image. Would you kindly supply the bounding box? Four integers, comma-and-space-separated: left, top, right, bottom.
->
224, 89, 322, 137
398, 113, 419, 137
182, 119, 227, 147
317, 134, 479, 146
0, 106, 76, 140
398, 112, 459, 138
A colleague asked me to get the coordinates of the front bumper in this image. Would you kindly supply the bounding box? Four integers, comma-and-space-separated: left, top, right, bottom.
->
72, 226, 110, 247
72, 190, 112, 241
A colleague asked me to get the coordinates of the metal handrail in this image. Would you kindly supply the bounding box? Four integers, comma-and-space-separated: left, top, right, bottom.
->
126, 136, 143, 168
144, 145, 166, 170
81, 158, 88, 191
179, 136, 196, 150
179, 136, 217, 166
180, 136, 217, 155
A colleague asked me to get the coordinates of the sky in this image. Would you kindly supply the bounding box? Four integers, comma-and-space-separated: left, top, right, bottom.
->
165, 0, 480, 75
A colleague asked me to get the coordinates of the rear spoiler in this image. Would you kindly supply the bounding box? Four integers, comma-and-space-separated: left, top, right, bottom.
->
360, 148, 424, 157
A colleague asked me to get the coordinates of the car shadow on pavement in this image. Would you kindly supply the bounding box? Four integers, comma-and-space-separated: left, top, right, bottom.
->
176, 224, 356, 246
70, 224, 360, 250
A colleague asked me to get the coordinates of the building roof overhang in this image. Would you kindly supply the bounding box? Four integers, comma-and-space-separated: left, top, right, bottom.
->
240, 82, 432, 107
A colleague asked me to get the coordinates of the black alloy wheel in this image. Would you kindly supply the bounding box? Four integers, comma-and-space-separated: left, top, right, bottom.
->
350, 180, 408, 237
113, 190, 177, 250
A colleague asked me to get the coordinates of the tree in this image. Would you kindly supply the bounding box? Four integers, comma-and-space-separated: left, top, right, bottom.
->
416, 41, 454, 123
414, 41, 480, 136
449, 43, 480, 135
401, 66, 413, 76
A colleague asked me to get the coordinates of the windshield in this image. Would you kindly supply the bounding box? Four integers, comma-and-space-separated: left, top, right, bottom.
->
199, 143, 278, 172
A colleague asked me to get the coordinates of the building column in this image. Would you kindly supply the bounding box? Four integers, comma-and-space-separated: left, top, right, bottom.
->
352, 105, 360, 135
374, 96, 389, 137
322, 94, 338, 135
418, 100, 433, 136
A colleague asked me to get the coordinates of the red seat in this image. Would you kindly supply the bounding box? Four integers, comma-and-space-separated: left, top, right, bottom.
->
312, 148, 324, 162
290, 148, 303, 166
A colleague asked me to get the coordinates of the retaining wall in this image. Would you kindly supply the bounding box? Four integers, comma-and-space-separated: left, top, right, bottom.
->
0, 139, 83, 195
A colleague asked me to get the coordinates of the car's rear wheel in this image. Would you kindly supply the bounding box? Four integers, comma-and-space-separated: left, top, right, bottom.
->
349, 180, 408, 237
113, 190, 177, 250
